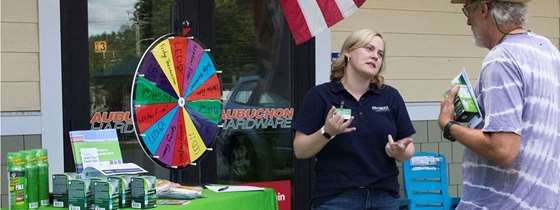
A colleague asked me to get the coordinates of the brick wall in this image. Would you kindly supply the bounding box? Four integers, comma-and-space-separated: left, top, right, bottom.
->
397, 120, 465, 198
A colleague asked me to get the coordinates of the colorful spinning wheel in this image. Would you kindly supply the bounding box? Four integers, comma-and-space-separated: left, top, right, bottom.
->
130, 34, 222, 168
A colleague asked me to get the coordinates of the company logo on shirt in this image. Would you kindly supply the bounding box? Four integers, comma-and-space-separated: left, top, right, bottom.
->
371, 106, 390, 112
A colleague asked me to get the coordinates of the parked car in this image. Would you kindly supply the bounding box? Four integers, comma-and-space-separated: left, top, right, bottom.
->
216, 76, 293, 182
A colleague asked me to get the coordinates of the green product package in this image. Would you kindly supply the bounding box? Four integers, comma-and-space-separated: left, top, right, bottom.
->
449, 70, 482, 126
8, 152, 28, 210
52, 173, 80, 208
23, 151, 39, 209
93, 178, 120, 210
108, 175, 132, 208
68, 178, 100, 210
35, 149, 50, 206
130, 176, 156, 209
454, 85, 479, 122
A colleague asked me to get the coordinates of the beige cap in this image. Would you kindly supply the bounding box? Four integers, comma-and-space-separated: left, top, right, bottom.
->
451, 0, 530, 3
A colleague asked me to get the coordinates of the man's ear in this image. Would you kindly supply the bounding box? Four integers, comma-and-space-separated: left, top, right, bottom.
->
480, 3, 491, 19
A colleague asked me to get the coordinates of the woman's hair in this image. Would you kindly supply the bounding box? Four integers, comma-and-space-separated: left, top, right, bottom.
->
330, 29, 385, 87
490, 1, 528, 28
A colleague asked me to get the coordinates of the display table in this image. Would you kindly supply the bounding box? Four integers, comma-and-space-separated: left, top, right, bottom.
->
2, 188, 278, 210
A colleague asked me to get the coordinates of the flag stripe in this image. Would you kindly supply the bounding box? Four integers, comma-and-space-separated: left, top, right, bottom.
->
281, 0, 366, 44
316, 0, 344, 27
353, 0, 366, 7
335, 0, 359, 18
280, 0, 312, 44
298, 0, 328, 36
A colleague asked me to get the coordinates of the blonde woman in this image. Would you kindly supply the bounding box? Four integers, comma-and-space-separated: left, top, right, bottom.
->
293, 29, 415, 210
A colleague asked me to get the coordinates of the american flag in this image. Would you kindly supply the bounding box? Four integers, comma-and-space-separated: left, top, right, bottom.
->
280, 0, 366, 45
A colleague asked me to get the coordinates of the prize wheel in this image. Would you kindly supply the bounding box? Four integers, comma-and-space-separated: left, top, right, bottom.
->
130, 33, 222, 168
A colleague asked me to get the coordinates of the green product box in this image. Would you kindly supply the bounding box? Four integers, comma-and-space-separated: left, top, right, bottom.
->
108, 175, 132, 208
453, 85, 479, 122
52, 173, 80, 208
130, 176, 157, 209
450, 70, 481, 126
68, 178, 98, 210
93, 178, 120, 210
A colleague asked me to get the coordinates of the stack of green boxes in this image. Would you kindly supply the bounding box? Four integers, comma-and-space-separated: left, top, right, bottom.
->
8, 149, 50, 210
7, 149, 166, 210
52, 173, 80, 208
130, 176, 157, 209
68, 178, 101, 210
52, 174, 160, 209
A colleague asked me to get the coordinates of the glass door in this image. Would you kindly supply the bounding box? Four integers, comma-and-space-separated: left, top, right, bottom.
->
87, 0, 177, 178
86, 0, 295, 184
81, 0, 304, 209
65, 0, 315, 209
213, 0, 294, 183
211, 1, 295, 209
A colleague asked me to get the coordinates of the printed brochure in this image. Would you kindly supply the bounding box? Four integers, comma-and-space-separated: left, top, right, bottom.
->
69, 129, 123, 173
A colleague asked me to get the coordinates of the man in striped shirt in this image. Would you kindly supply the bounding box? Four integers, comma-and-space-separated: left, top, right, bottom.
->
439, 0, 560, 209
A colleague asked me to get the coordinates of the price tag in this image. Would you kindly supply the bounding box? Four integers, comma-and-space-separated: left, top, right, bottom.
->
53, 201, 64, 207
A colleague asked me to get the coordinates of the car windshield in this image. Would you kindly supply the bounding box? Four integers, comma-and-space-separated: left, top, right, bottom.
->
258, 92, 289, 107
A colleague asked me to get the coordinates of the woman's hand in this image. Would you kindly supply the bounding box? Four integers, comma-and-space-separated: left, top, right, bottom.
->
293, 106, 356, 159
385, 135, 415, 161
323, 106, 356, 136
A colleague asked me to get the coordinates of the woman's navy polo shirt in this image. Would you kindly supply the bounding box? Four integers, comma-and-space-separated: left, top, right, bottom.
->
293, 81, 416, 199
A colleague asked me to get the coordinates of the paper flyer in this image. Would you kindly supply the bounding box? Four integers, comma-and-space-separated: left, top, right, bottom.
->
205, 185, 264, 193
82, 163, 147, 177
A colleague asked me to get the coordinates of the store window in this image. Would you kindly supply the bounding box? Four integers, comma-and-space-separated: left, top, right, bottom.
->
213, 0, 294, 184
87, 0, 293, 188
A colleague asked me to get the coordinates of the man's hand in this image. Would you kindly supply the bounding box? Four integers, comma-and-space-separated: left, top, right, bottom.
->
385, 134, 413, 159
439, 86, 460, 129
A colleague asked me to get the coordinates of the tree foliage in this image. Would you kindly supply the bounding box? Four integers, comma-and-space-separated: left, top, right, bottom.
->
215, 0, 257, 87
88, 0, 175, 114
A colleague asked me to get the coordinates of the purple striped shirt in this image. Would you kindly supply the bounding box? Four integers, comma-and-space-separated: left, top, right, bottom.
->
458, 32, 560, 210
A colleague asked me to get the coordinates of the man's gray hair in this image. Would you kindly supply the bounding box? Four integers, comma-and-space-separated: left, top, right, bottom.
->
490, 1, 528, 28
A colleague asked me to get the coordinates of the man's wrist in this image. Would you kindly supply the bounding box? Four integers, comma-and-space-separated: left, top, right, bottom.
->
321, 126, 335, 141
443, 121, 460, 142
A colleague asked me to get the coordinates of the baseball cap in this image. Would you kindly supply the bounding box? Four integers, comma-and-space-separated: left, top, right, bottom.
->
451, 0, 530, 3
